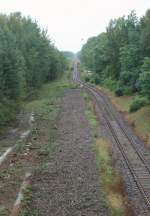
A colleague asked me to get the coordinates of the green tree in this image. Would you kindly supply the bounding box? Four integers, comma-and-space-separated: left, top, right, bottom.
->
0, 12, 67, 127
138, 57, 150, 99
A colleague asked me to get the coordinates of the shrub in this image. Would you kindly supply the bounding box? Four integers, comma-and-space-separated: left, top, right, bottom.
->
0, 98, 18, 129
115, 84, 137, 96
123, 86, 136, 95
102, 78, 118, 91
115, 87, 123, 96
89, 74, 101, 85
94, 75, 101, 84
85, 76, 90, 82
138, 70, 150, 100
129, 96, 148, 112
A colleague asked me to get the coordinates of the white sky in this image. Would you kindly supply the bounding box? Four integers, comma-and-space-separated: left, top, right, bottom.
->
0, 0, 149, 52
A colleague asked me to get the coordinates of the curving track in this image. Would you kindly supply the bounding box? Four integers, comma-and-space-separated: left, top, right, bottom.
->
73, 62, 150, 215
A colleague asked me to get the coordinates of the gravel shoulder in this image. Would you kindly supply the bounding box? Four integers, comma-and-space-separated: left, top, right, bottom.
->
30, 89, 107, 216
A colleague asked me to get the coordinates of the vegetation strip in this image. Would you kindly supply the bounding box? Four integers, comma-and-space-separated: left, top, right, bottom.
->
83, 90, 128, 215
97, 88, 150, 145
95, 138, 127, 215
10, 172, 32, 216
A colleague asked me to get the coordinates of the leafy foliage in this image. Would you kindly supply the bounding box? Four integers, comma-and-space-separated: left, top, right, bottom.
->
80, 9, 150, 109
138, 57, 150, 99
129, 96, 148, 112
0, 12, 67, 127
62, 51, 75, 61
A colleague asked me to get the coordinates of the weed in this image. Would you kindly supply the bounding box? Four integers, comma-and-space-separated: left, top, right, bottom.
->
20, 186, 35, 216
83, 92, 97, 130
96, 138, 127, 216
0, 206, 9, 216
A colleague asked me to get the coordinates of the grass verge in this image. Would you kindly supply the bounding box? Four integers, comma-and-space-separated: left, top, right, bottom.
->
98, 87, 150, 146
83, 92, 97, 131
24, 71, 77, 119
83, 91, 129, 216
96, 138, 129, 216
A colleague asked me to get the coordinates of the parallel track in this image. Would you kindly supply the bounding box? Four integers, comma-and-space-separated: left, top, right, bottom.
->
73, 63, 150, 214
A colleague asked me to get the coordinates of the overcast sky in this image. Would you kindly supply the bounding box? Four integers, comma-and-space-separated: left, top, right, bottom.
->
0, 0, 149, 52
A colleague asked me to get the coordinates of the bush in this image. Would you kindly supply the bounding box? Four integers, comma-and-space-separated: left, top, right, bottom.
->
102, 78, 118, 91
0, 98, 18, 129
94, 75, 101, 84
138, 70, 150, 100
89, 74, 101, 85
129, 96, 148, 112
85, 76, 90, 82
115, 87, 123, 96
123, 86, 135, 95
115, 84, 136, 96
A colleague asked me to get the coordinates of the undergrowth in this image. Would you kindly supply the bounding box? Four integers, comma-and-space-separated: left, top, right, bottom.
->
96, 138, 127, 216
83, 92, 97, 131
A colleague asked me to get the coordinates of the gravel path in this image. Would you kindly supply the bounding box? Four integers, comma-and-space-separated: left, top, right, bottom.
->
30, 89, 107, 216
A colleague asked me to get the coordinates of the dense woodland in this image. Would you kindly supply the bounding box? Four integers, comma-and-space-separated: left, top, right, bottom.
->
62, 51, 75, 61
80, 10, 150, 112
0, 12, 68, 127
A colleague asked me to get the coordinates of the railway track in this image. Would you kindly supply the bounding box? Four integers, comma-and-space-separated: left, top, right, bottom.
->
73, 63, 150, 215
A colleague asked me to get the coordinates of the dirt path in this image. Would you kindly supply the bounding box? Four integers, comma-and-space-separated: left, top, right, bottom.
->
30, 89, 107, 216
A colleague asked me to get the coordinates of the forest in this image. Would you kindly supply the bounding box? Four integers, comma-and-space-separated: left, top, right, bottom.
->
0, 12, 67, 127
80, 10, 150, 112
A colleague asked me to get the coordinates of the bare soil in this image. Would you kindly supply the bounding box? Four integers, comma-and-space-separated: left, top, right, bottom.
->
29, 89, 107, 216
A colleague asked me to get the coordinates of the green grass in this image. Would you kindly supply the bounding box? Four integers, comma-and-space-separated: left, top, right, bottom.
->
96, 139, 113, 188
0, 206, 9, 216
99, 87, 150, 145
20, 186, 34, 216
24, 72, 76, 119
85, 109, 97, 129
23, 71, 77, 162
95, 138, 126, 216
83, 92, 97, 130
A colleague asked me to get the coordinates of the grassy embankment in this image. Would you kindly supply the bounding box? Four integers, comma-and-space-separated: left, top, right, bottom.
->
83, 92, 129, 216
98, 87, 150, 146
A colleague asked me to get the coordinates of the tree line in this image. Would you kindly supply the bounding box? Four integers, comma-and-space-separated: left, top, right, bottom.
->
80, 10, 150, 111
0, 12, 68, 127
62, 51, 75, 61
